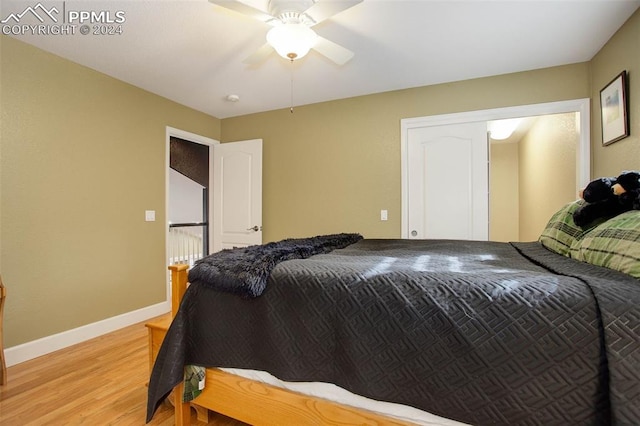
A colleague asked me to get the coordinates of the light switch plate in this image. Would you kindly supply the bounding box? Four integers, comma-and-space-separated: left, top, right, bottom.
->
145, 210, 156, 222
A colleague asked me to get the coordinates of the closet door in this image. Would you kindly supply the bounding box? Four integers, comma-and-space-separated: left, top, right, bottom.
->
407, 122, 488, 240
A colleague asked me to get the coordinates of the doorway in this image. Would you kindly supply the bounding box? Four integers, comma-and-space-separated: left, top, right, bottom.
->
165, 128, 264, 300
401, 98, 590, 241
489, 112, 580, 241
165, 127, 218, 301
168, 136, 210, 263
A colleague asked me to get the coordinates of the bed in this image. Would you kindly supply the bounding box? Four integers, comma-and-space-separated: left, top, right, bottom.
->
147, 202, 640, 425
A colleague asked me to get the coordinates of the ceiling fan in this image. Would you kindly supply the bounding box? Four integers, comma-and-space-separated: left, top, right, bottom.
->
209, 0, 363, 65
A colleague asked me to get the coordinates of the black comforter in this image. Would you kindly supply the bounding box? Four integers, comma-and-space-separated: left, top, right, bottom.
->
147, 239, 640, 425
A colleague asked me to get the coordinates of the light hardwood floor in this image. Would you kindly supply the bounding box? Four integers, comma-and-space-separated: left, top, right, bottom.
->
0, 317, 247, 425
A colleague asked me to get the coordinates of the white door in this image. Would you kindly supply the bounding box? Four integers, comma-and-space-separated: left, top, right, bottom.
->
212, 139, 263, 251
407, 122, 488, 240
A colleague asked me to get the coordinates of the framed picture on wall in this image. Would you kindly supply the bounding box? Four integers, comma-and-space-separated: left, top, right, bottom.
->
600, 70, 629, 146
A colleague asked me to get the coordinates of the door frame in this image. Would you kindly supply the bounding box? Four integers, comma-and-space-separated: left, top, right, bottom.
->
400, 98, 591, 238
165, 126, 219, 301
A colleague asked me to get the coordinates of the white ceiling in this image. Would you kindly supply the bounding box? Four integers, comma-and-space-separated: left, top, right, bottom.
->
3, 0, 639, 118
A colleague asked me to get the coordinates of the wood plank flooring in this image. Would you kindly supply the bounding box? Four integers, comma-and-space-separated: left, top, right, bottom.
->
0, 317, 247, 425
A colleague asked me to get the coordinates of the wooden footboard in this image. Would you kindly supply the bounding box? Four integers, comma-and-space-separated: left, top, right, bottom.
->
167, 265, 416, 426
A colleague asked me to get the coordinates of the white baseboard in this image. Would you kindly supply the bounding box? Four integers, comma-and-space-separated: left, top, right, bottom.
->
4, 301, 171, 367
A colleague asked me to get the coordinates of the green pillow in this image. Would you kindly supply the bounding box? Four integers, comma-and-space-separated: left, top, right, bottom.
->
538, 200, 590, 256
572, 210, 640, 278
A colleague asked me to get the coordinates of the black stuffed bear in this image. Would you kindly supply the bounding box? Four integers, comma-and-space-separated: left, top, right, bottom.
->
573, 171, 640, 227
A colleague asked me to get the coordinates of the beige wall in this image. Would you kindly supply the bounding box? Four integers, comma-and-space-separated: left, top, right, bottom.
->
489, 142, 520, 242
590, 9, 640, 177
0, 36, 220, 347
519, 113, 578, 241
221, 64, 590, 242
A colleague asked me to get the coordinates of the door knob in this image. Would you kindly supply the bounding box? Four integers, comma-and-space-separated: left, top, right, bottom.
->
247, 225, 260, 232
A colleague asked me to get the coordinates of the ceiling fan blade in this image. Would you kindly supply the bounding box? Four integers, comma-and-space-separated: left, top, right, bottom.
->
312, 36, 354, 65
243, 43, 275, 65
209, 0, 275, 23
303, 0, 363, 26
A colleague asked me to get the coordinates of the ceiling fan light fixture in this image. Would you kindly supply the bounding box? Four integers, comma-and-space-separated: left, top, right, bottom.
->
266, 24, 317, 61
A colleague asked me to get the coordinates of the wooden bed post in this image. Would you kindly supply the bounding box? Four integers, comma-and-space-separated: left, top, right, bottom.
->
168, 264, 191, 425
169, 264, 189, 318
174, 380, 191, 426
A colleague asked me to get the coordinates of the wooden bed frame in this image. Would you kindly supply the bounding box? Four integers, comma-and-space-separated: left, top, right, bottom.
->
167, 264, 418, 426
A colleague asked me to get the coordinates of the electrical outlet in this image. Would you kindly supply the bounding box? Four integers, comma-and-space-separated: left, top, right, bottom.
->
380, 210, 388, 221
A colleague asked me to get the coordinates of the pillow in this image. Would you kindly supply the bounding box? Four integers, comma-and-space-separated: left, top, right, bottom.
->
572, 210, 640, 278
539, 199, 591, 256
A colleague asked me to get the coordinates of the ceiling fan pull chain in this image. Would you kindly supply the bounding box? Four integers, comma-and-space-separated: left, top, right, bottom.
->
290, 59, 294, 114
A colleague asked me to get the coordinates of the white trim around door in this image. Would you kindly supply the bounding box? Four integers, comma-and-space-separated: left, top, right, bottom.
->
165, 127, 219, 302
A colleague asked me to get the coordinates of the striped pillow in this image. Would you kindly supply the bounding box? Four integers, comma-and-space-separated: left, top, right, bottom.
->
572, 210, 640, 278
539, 200, 591, 256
